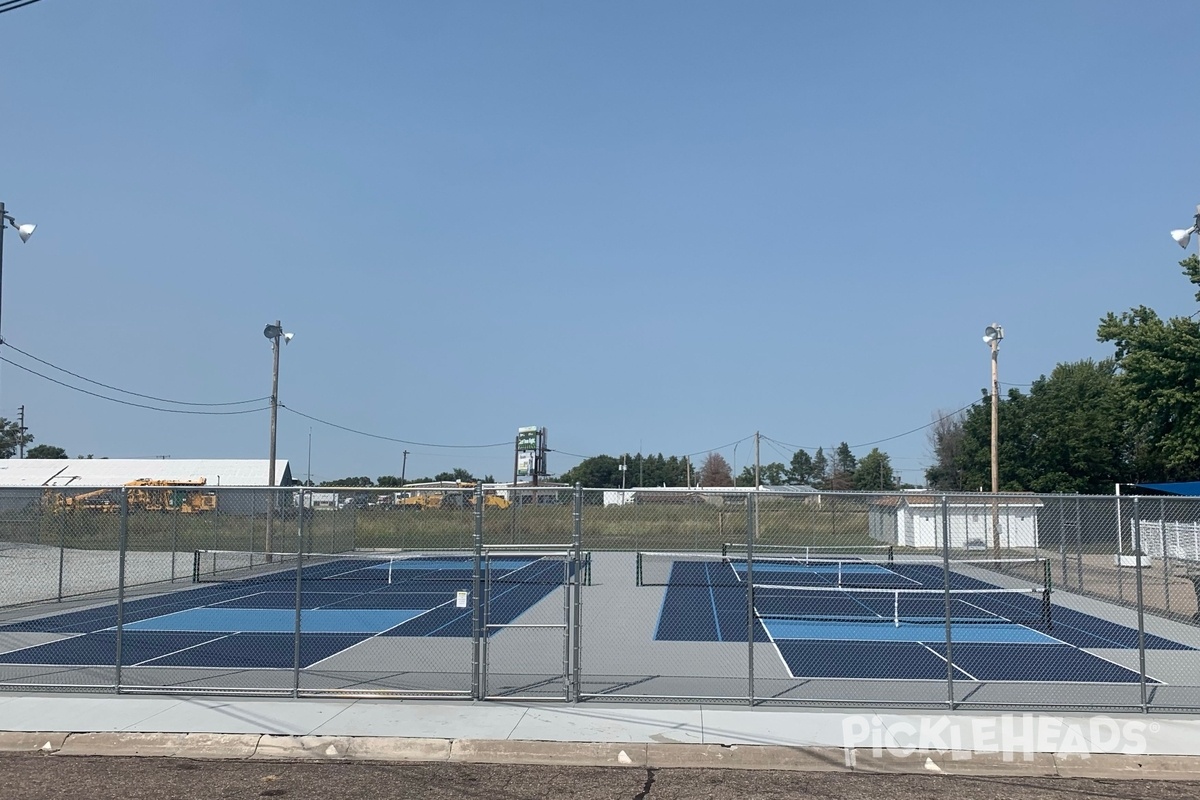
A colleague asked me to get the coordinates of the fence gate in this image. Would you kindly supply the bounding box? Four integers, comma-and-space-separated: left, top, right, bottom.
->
478, 547, 579, 701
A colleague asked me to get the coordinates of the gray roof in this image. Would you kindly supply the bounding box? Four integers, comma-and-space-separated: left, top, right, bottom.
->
0, 459, 292, 488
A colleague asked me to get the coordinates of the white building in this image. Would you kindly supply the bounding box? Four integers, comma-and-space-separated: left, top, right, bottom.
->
0, 459, 293, 515
868, 494, 1043, 550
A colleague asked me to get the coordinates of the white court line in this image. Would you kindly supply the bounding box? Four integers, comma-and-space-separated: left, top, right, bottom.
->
304, 598, 458, 668
132, 633, 238, 666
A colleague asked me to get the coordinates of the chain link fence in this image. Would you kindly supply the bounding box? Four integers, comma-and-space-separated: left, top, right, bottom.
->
2, 485, 1200, 711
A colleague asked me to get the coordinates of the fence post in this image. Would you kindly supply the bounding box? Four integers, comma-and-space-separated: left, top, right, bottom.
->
746, 492, 755, 707
1059, 495, 1067, 587
471, 483, 484, 700
1074, 496, 1084, 592
942, 494, 955, 710
171, 504, 179, 583
1161, 497, 1170, 614
1133, 497, 1148, 713
572, 483, 583, 703
292, 491, 306, 698
56, 510, 66, 603
114, 487, 129, 694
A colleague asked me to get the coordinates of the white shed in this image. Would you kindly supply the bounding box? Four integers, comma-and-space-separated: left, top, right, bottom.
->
868, 494, 1043, 551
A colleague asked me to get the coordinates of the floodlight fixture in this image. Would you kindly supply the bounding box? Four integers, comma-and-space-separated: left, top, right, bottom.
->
1171, 205, 1200, 250
264, 323, 283, 340
983, 324, 1004, 345
0, 200, 37, 347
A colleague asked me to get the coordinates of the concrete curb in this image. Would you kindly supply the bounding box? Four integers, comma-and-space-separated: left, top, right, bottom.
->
2, 732, 1200, 778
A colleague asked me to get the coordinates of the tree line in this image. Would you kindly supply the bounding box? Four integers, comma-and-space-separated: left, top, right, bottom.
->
558, 445, 901, 491
925, 253, 1200, 494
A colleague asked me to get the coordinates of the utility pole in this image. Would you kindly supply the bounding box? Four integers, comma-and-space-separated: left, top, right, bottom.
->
984, 324, 1004, 558
401, 450, 409, 485
263, 320, 293, 561
306, 428, 312, 486
754, 431, 760, 489
17, 405, 24, 458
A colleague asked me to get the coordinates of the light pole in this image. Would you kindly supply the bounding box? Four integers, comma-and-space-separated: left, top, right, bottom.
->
0, 202, 36, 342
983, 323, 1004, 557
264, 321, 294, 560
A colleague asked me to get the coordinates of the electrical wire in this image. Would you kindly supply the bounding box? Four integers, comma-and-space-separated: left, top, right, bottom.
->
280, 405, 512, 449
0, 340, 270, 406
0, 0, 45, 15
0, 356, 271, 415
763, 399, 983, 453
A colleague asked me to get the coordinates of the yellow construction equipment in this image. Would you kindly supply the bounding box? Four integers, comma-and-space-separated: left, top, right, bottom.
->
45, 478, 218, 514
125, 478, 218, 514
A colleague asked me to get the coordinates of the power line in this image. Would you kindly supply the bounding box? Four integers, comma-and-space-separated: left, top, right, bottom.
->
763, 399, 983, 453
1, 340, 270, 406
0, 0, 45, 16
280, 405, 512, 449
0, 356, 271, 415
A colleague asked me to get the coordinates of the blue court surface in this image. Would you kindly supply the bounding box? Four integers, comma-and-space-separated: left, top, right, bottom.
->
653, 557, 1192, 683
0, 555, 569, 670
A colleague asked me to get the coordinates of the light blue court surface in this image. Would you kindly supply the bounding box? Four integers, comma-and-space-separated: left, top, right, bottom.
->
122, 608, 428, 634
762, 619, 1058, 644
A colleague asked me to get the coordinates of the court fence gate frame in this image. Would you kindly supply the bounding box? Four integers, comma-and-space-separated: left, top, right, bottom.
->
1, 485, 1200, 711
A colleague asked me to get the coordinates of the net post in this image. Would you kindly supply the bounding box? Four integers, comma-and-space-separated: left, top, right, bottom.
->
722, 542, 728, 557
192, 550, 201, 583
887, 545, 894, 565
636, 552, 643, 587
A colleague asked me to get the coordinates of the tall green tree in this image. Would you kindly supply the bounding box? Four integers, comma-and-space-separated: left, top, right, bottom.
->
1097, 255, 1200, 480
559, 455, 623, 488
787, 448, 815, 485
826, 442, 857, 490
1021, 359, 1129, 492
854, 448, 896, 491
811, 447, 828, 489
0, 419, 33, 459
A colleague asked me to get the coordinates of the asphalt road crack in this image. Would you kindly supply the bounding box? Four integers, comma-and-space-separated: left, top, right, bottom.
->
632, 767, 656, 800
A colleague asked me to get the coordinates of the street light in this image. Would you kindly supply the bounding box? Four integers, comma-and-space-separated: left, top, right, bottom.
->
983, 323, 1004, 557
0, 201, 36, 340
1172, 205, 1200, 251
264, 321, 294, 560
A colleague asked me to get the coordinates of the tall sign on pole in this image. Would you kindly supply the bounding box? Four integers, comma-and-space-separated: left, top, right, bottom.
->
515, 426, 547, 485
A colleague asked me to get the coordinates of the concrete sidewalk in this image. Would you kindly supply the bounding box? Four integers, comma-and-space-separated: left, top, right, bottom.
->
1, 693, 1199, 779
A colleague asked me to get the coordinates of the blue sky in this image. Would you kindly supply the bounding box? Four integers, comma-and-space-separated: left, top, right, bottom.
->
1, 1, 1197, 486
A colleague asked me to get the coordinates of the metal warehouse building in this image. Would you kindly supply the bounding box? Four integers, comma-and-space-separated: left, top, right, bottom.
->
0, 459, 293, 515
